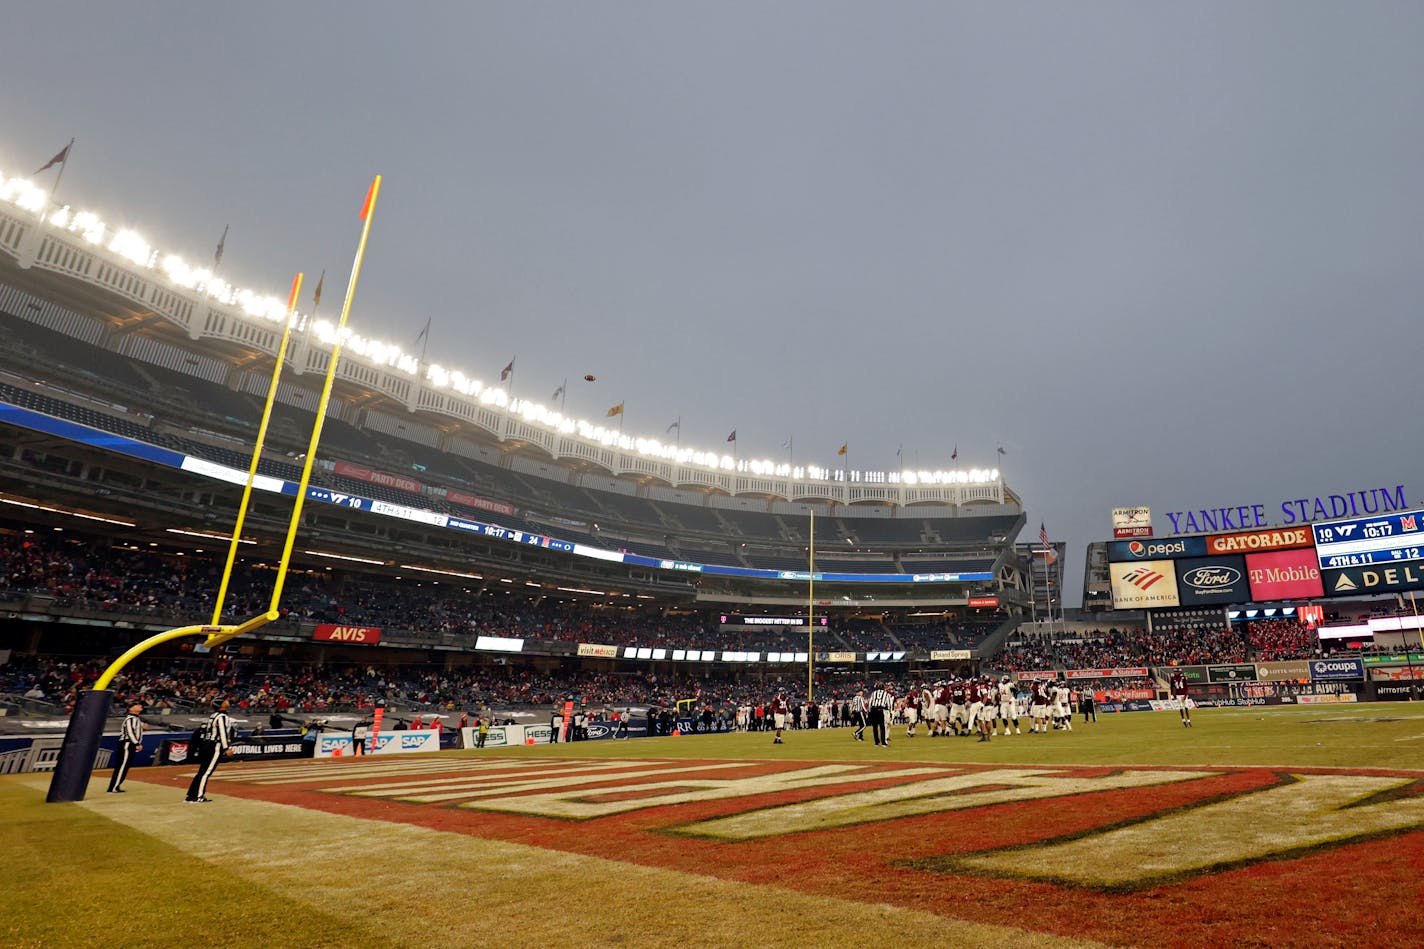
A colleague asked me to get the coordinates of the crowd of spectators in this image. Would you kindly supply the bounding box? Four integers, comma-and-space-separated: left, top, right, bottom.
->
0, 532, 987, 654
1, 652, 892, 722
992, 618, 1324, 672
0, 532, 1348, 676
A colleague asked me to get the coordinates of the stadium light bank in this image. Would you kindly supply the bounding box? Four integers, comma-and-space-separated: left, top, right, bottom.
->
0, 169, 998, 489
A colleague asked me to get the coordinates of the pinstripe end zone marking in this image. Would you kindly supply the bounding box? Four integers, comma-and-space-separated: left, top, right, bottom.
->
210, 757, 1424, 894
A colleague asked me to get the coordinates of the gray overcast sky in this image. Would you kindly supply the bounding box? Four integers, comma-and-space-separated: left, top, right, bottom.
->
4, 3, 1423, 602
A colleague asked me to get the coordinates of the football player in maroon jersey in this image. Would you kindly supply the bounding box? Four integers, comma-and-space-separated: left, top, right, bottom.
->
1170, 670, 1192, 727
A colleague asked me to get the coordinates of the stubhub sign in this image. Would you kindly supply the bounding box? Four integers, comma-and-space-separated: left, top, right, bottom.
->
1108, 537, 1208, 562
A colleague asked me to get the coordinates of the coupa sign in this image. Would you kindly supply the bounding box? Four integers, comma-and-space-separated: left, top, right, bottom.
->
1310, 659, 1364, 681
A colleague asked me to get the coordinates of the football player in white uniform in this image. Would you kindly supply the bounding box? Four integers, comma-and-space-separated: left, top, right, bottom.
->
996, 675, 1021, 736
1052, 680, 1074, 732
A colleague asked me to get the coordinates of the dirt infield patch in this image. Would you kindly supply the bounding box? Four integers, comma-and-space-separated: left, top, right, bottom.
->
132, 755, 1424, 948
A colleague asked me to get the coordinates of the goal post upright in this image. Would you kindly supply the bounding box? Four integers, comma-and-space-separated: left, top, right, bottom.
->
46, 176, 385, 802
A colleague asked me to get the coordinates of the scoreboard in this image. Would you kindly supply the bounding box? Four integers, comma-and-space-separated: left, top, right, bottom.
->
1312, 512, 1424, 570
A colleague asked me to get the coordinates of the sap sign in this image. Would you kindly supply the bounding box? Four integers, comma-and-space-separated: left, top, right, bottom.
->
1309, 658, 1364, 681
1175, 556, 1249, 607
314, 729, 441, 758
1107, 537, 1208, 562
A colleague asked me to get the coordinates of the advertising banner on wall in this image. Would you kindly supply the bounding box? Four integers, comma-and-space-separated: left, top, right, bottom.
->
314, 729, 440, 758
446, 490, 516, 517
1108, 537, 1206, 562
1245, 549, 1324, 600
1255, 660, 1311, 681
1174, 556, 1250, 607
1207, 527, 1314, 556
333, 461, 423, 495
1322, 563, 1424, 598
1109, 560, 1181, 609
577, 644, 620, 658
1309, 658, 1364, 681
1207, 663, 1258, 683
1112, 507, 1154, 538
313, 624, 383, 645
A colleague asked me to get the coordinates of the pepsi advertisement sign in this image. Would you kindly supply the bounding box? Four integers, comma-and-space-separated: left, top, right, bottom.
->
1108, 537, 1209, 562
1175, 556, 1250, 607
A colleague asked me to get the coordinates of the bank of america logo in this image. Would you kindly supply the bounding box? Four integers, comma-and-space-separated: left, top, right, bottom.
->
1123, 567, 1166, 590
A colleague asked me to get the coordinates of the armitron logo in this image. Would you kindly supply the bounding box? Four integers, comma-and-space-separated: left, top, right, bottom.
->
1123, 567, 1165, 589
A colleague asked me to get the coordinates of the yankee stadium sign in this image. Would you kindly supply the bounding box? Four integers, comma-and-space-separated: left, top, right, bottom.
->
1164, 485, 1407, 535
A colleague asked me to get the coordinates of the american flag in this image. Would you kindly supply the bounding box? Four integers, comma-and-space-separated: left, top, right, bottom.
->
1039, 522, 1051, 550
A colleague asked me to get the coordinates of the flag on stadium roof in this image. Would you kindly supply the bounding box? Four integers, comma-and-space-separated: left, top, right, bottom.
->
667, 418, 680, 433
837, 442, 848, 456
997, 445, 1006, 456
726, 430, 736, 442
553, 382, 566, 401
213, 224, 228, 268
607, 402, 624, 417
950, 444, 957, 461
500, 358, 515, 381
313, 269, 325, 307
35, 140, 72, 174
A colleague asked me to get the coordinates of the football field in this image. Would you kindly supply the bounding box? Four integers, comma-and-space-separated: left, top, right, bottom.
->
7, 703, 1424, 948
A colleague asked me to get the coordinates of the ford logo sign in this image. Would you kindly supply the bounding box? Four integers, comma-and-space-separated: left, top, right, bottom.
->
1183, 566, 1242, 588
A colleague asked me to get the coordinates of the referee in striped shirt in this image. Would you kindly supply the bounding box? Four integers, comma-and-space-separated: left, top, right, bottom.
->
867, 683, 894, 747
107, 702, 144, 793
186, 699, 235, 803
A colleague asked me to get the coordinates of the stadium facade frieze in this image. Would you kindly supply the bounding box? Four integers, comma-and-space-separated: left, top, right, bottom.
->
0, 199, 1006, 508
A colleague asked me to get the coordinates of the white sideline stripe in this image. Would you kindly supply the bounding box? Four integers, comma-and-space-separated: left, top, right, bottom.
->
350, 762, 751, 803
233, 752, 566, 775
330, 761, 642, 793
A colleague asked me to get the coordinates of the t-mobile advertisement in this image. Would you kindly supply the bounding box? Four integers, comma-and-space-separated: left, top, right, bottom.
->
1246, 548, 1324, 600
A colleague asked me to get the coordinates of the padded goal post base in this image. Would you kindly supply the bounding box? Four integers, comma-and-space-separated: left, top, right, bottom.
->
46, 689, 113, 803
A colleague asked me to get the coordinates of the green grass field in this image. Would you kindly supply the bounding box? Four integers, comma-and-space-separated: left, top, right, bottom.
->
5, 703, 1423, 948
